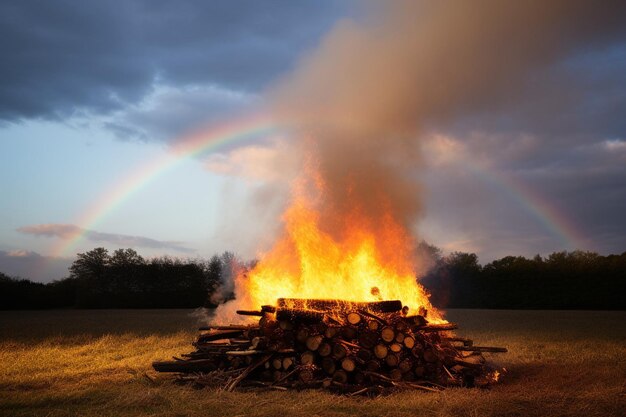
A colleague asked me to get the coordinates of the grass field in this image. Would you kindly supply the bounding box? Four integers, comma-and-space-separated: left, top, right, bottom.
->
1, 309, 624, 417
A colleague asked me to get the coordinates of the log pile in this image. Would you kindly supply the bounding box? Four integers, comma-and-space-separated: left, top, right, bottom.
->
153, 298, 506, 395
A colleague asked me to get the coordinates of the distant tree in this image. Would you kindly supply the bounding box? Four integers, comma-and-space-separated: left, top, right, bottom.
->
69, 247, 110, 280
109, 248, 144, 267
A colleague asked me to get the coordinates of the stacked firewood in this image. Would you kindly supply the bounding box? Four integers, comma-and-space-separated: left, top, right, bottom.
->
153, 298, 506, 395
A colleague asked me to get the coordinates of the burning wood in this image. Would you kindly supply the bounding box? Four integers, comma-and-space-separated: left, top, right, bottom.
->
153, 299, 506, 395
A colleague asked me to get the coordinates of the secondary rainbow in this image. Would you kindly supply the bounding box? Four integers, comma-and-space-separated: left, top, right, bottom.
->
53, 112, 279, 258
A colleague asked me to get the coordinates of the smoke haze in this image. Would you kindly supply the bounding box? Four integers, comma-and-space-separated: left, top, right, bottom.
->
269, 0, 626, 238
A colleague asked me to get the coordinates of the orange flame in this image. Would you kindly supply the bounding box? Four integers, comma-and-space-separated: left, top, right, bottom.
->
215, 162, 443, 323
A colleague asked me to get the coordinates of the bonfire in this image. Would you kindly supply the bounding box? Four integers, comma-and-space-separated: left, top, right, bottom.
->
153, 181, 507, 395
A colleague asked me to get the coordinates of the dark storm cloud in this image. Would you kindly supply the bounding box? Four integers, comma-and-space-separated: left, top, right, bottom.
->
0, 0, 349, 122
18, 224, 193, 253
446, 44, 626, 148
104, 84, 257, 141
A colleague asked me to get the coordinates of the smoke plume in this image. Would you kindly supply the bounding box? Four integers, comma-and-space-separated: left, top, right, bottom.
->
269, 0, 626, 237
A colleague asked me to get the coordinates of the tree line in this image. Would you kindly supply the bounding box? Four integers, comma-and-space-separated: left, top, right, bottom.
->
0, 247, 624, 310
0, 248, 243, 309
420, 247, 625, 310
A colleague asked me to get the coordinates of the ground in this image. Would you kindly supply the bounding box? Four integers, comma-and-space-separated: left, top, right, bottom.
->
0, 308, 624, 417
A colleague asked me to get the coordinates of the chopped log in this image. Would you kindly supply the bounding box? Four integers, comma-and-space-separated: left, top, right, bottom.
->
398, 359, 413, 373
305, 335, 323, 351
403, 336, 415, 349
236, 310, 264, 316
276, 308, 325, 324
390, 343, 403, 353
341, 357, 356, 372
385, 353, 400, 367
367, 320, 380, 331
277, 298, 402, 313
332, 343, 347, 360
318, 342, 332, 357
389, 368, 403, 381
332, 369, 348, 384
395, 320, 408, 332
298, 368, 315, 383
395, 332, 405, 343
381, 326, 395, 343
295, 327, 309, 343
301, 351, 315, 365
346, 312, 362, 325
272, 358, 282, 370
282, 357, 294, 370
374, 344, 388, 359
324, 326, 340, 339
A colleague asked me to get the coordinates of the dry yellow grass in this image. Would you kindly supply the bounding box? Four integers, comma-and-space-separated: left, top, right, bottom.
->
1, 309, 625, 417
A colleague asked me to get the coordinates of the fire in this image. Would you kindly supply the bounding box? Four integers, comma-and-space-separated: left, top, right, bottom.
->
217, 164, 443, 323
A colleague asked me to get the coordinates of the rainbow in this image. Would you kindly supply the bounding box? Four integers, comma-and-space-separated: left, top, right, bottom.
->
52, 117, 590, 259
53, 112, 279, 258
463, 162, 590, 251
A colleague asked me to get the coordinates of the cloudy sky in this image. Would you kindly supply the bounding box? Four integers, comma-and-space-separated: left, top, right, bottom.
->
1, 0, 625, 282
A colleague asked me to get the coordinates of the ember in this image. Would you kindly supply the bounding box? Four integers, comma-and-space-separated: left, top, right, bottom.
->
153, 298, 506, 395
